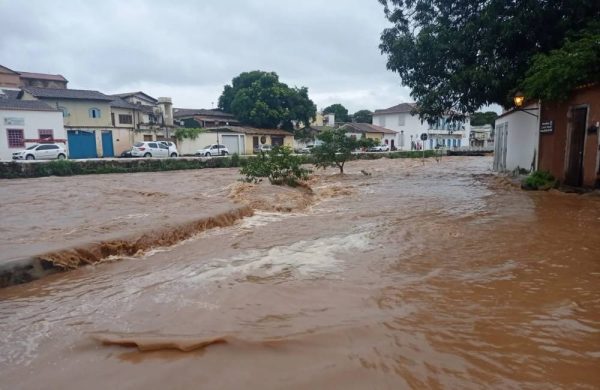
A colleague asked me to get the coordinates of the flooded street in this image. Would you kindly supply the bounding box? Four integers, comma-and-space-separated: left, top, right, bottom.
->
1, 157, 599, 389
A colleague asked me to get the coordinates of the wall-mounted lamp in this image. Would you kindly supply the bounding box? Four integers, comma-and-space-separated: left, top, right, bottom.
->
513, 91, 538, 118
513, 91, 525, 108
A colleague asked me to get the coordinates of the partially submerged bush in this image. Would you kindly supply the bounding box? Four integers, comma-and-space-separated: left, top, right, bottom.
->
522, 170, 556, 190
240, 145, 311, 186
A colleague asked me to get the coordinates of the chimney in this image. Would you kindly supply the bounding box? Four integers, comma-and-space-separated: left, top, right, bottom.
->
157, 97, 173, 127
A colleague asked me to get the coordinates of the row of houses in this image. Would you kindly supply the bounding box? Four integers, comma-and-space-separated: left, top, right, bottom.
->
493, 84, 599, 188
1, 63, 477, 161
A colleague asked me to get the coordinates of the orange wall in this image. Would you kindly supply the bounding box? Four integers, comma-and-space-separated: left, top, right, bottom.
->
539, 85, 600, 188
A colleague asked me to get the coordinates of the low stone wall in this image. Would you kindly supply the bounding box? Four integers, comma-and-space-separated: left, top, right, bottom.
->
0, 157, 239, 179
0, 150, 444, 179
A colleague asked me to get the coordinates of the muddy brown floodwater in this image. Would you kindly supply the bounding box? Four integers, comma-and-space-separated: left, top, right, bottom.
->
1, 157, 599, 389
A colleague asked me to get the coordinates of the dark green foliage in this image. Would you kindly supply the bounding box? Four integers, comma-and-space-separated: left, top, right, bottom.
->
522, 22, 600, 101
323, 104, 350, 123
240, 146, 311, 186
378, 0, 600, 120
470, 112, 498, 127
312, 129, 378, 174
353, 110, 373, 124
174, 127, 205, 141
218, 71, 316, 129
522, 171, 556, 190
229, 153, 240, 167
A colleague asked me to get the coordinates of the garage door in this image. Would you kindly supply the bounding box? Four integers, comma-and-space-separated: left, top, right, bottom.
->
222, 134, 243, 155
67, 130, 97, 159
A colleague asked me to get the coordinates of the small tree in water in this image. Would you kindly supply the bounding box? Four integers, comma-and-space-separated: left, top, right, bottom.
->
312, 128, 377, 174
240, 145, 310, 186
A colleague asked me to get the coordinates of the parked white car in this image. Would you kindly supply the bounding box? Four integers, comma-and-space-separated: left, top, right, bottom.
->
131, 141, 172, 158
157, 141, 179, 157
368, 144, 390, 152
195, 144, 229, 157
253, 144, 272, 154
298, 144, 315, 154
12, 143, 68, 160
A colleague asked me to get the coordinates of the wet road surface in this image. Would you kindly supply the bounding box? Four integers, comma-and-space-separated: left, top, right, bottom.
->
1, 157, 599, 389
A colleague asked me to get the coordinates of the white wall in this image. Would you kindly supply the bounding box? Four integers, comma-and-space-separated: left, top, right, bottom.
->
493, 104, 539, 172
178, 132, 246, 155
0, 109, 65, 160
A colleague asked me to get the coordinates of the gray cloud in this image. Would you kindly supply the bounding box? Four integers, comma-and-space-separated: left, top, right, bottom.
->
0, 0, 412, 112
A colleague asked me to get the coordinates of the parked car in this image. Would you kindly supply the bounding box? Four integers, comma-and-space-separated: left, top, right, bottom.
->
131, 141, 171, 158
195, 144, 229, 157
368, 144, 390, 152
298, 144, 315, 154
12, 143, 67, 160
253, 144, 272, 154
120, 148, 133, 158
157, 141, 179, 157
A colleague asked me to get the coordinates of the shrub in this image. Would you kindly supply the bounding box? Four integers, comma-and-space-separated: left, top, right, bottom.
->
522, 170, 556, 190
240, 146, 311, 186
230, 153, 241, 167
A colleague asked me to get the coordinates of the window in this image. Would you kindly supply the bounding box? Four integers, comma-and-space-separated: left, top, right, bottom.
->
398, 114, 405, 126
378, 116, 386, 127
39, 129, 54, 141
148, 143, 158, 148
159, 144, 168, 150
58, 106, 69, 117
7, 129, 24, 148
89, 108, 101, 118
143, 135, 153, 141
119, 114, 132, 124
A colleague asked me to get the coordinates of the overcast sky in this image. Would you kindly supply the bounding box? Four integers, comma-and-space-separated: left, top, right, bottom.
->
0, 0, 420, 113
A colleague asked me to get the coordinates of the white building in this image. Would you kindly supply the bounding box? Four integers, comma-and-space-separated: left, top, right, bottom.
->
493, 103, 539, 173
372, 103, 470, 150
470, 124, 494, 148
0, 91, 65, 160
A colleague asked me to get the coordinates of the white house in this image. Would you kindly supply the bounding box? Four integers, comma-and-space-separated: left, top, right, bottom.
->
0, 90, 65, 160
372, 103, 470, 150
470, 124, 494, 148
493, 103, 539, 173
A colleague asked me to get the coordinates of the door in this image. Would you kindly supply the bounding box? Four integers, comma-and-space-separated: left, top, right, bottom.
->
565, 107, 587, 186
222, 135, 241, 154
158, 142, 169, 157
46, 144, 60, 159
101, 131, 114, 157
67, 130, 97, 159
147, 142, 159, 156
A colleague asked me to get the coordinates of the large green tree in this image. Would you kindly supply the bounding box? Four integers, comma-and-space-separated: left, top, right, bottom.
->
353, 109, 373, 124
323, 103, 350, 123
378, 0, 600, 120
522, 22, 600, 101
218, 71, 316, 129
470, 111, 498, 127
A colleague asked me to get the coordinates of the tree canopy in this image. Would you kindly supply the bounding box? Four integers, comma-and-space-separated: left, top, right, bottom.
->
218, 71, 316, 129
353, 110, 373, 124
470, 112, 498, 127
312, 128, 377, 174
323, 103, 350, 123
378, 0, 600, 120
522, 22, 600, 102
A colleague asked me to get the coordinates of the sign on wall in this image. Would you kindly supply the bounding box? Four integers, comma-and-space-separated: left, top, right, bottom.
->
540, 120, 554, 134
4, 117, 24, 126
